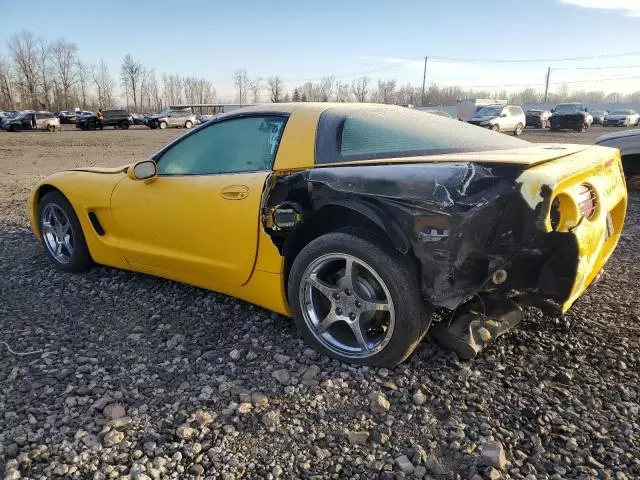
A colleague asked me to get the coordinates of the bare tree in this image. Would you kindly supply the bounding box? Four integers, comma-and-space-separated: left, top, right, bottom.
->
121, 54, 144, 110
373, 79, 396, 104
76, 60, 90, 109
351, 76, 370, 102
248, 76, 262, 103
7, 31, 40, 108
92, 59, 114, 108
267, 75, 284, 103
334, 81, 350, 102
51, 39, 78, 109
141, 69, 161, 112
36, 38, 53, 109
233, 69, 249, 104
300, 82, 320, 101
318, 75, 335, 102
162, 74, 183, 106
0, 56, 16, 109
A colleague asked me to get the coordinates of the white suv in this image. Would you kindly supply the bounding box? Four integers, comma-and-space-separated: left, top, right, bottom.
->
469, 105, 526, 135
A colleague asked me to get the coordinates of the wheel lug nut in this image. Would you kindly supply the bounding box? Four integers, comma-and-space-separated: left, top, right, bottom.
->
332, 293, 340, 300
355, 301, 361, 308
345, 289, 351, 296
349, 313, 356, 320
335, 307, 343, 315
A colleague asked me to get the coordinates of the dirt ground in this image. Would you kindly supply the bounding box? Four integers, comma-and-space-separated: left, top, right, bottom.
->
0, 124, 633, 224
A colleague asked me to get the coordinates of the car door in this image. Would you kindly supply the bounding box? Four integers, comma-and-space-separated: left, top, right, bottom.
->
109, 114, 288, 287
167, 112, 179, 127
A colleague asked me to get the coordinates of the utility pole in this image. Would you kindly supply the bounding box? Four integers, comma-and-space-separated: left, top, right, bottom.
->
421, 56, 428, 106
544, 67, 551, 104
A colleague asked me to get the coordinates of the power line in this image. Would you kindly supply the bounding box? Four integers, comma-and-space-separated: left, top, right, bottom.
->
430, 51, 640, 63
554, 65, 640, 71
467, 75, 640, 89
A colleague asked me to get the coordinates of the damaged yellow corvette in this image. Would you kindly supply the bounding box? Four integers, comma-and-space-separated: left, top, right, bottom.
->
28, 103, 627, 366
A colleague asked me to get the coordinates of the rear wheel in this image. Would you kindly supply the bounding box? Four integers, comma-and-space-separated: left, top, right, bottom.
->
288, 232, 431, 367
38, 191, 92, 272
514, 123, 524, 136
120, 121, 130, 129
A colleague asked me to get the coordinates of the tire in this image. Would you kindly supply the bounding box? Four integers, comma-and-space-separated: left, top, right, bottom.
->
159, 121, 167, 129
120, 121, 130, 129
288, 232, 431, 367
514, 123, 524, 136
629, 175, 640, 192
38, 191, 92, 273
184, 120, 193, 129
491, 124, 500, 132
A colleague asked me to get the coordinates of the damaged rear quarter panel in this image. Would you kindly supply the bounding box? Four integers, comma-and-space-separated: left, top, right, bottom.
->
264, 161, 550, 309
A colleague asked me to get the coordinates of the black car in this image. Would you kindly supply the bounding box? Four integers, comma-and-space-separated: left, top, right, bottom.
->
58, 111, 77, 124
549, 103, 590, 132
525, 109, 551, 129
77, 109, 133, 130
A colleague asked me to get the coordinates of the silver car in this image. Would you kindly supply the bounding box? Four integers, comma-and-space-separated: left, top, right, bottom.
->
595, 129, 640, 190
147, 109, 197, 129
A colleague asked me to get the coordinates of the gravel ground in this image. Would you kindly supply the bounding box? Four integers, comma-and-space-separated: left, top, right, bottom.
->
1, 126, 639, 479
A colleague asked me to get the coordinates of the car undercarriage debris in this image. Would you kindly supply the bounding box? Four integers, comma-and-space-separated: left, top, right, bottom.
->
430, 296, 526, 359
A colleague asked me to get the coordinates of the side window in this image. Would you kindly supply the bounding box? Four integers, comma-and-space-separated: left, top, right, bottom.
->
510, 107, 521, 116
156, 115, 287, 176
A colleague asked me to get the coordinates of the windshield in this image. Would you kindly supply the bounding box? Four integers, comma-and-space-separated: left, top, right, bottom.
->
316, 106, 529, 164
554, 104, 583, 113
611, 110, 633, 115
476, 107, 503, 117
526, 110, 542, 114
157, 109, 171, 116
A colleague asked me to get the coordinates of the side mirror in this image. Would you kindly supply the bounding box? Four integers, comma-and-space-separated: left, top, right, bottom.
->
128, 160, 157, 181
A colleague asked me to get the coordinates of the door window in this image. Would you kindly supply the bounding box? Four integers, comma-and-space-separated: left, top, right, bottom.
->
156, 115, 287, 175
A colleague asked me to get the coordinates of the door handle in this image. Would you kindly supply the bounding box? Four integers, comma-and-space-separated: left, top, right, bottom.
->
221, 185, 249, 200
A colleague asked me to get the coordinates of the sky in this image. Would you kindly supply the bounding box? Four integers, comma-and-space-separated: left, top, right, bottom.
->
3, 0, 640, 100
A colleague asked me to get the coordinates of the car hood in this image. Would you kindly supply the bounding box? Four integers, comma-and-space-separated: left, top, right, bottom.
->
552, 111, 583, 116
595, 128, 640, 144
606, 114, 630, 120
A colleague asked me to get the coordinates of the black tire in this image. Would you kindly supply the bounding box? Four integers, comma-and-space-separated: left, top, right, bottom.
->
514, 123, 524, 136
38, 191, 92, 273
288, 232, 431, 367
120, 121, 130, 130
491, 124, 500, 132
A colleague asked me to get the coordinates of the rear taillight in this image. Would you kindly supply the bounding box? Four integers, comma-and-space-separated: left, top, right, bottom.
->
577, 184, 597, 219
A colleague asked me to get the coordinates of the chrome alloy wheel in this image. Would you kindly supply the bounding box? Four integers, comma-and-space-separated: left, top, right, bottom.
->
41, 204, 74, 264
299, 253, 395, 359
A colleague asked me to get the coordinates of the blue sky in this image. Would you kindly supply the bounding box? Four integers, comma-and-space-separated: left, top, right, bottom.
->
3, 0, 640, 99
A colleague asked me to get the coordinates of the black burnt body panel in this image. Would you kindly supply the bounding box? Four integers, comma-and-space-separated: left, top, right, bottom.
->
264, 162, 577, 310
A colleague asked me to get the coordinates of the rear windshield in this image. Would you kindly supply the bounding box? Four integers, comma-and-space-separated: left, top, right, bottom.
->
315, 106, 528, 164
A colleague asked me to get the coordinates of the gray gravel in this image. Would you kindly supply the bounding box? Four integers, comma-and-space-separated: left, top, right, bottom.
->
1, 192, 639, 479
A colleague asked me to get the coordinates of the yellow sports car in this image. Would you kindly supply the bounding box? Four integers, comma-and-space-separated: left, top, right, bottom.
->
28, 103, 627, 365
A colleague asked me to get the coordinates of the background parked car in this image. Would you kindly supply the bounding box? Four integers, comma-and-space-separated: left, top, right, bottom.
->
603, 109, 640, 127
595, 129, 640, 190
145, 109, 197, 129
549, 103, 591, 132
468, 104, 526, 135
77, 109, 133, 130
57, 111, 77, 124
131, 113, 147, 126
424, 110, 453, 118
525, 109, 551, 128
3, 111, 60, 132
590, 110, 608, 125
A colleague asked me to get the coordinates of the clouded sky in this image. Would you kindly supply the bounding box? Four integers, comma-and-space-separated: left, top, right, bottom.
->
3, 0, 640, 99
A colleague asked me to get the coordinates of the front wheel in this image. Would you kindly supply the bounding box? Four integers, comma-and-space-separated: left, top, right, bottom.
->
159, 121, 167, 130
120, 121, 130, 129
38, 191, 92, 272
514, 123, 524, 136
491, 124, 500, 132
184, 120, 193, 129
288, 232, 431, 367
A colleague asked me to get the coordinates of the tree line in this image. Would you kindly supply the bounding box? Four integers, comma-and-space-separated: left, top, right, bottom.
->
0, 30, 216, 112
2, 30, 640, 112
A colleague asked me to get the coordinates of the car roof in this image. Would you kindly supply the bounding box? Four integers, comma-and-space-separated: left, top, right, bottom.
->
223, 102, 409, 117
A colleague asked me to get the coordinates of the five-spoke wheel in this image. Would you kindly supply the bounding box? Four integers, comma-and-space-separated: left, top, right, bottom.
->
289, 232, 431, 366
